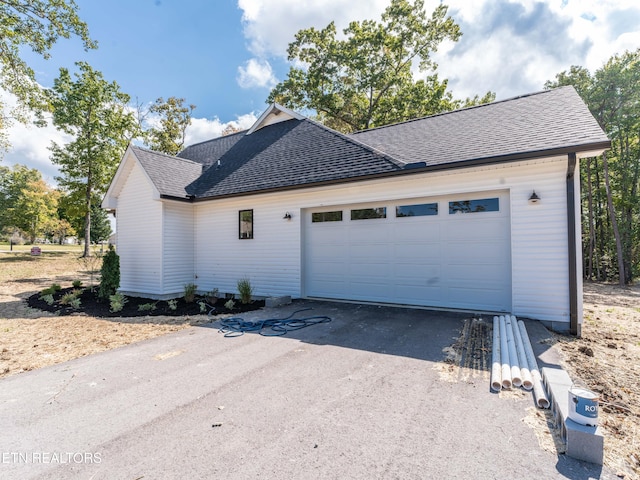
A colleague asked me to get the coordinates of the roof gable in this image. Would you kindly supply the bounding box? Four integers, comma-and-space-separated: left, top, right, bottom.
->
246, 103, 305, 135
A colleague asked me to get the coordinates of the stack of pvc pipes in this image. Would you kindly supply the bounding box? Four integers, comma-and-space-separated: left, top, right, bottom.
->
490, 315, 549, 409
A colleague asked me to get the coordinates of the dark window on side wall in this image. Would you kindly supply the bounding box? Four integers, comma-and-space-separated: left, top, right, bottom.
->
351, 207, 387, 220
239, 209, 253, 239
449, 198, 499, 214
312, 211, 343, 223
396, 203, 438, 217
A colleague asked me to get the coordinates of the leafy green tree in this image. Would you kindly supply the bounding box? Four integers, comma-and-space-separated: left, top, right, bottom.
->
546, 49, 640, 284
0, 165, 42, 233
268, 0, 493, 132
144, 96, 195, 155
89, 203, 112, 243
0, 0, 96, 153
49, 61, 139, 256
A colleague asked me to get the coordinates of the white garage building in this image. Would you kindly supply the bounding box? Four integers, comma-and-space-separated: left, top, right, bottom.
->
103, 87, 610, 334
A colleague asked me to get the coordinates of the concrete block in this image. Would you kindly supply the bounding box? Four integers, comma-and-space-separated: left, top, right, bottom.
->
265, 296, 292, 308
542, 367, 604, 465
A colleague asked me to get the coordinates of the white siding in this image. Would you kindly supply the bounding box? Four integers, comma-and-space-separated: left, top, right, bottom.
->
194, 195, 302, 298
116, 162, 163, 295
114, 154, 578, 325
162, 202, 195, 294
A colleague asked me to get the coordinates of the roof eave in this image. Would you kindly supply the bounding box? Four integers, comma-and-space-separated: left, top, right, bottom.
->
179, 140, 611, 203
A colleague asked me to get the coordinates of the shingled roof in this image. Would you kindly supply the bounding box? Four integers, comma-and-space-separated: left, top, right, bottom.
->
352, 86, 610, 167
121, 86, 609, 202
178, 117, 401, 200
132, 146, 202, 199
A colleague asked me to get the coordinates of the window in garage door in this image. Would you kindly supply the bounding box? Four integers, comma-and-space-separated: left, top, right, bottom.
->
396, 202, 438, 217
449, 197, 499, 214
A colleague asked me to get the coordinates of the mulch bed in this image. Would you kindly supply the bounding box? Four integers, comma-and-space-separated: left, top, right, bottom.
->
27, 287, 264, 318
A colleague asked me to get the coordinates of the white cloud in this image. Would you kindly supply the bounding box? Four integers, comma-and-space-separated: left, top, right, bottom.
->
237, 58, 278, 89
238, 0, 639, 103
238, 0, 390, 58
184, 113, 258, 146
1, 90, 71, 185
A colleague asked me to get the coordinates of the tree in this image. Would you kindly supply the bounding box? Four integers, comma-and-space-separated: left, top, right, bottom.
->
268, 0, 493, 132
49, 62, 139, 256
546, 49, 640, 284
0, 164, 60, 243
144, 97, 195, 155
0, 0, 96, 153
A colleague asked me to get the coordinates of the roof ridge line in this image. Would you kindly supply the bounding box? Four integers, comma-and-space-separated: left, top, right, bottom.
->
132, 145, 202, 165
303, 118, 406, 168
351, 86, 573, 135
180, 129, 247, 151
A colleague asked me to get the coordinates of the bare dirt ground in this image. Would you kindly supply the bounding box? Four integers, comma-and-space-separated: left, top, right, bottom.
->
1, 251, 639, 477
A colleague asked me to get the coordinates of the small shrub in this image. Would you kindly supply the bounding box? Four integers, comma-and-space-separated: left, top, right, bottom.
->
109, 293, 127, 313
60, 289, 82, 306
237, 277, 253, 304
184, 283, 197, 303
138, 302, 157, 312
51, 283, 62, 292
99, 245, 120, 300
167, 299, 178, 311
40, 294, 55, 305
69, 297, 82, 309
72, 280, 83, 288
198, 301, 208, 313
205, 288, 219, 304
224, 299, 235, 311
40, 287, 55, 296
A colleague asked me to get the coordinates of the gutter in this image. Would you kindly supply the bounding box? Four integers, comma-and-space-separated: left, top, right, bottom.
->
566, 152, 580, 336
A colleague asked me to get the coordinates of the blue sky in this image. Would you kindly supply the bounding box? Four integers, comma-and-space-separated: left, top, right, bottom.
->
3, 0, 639, 182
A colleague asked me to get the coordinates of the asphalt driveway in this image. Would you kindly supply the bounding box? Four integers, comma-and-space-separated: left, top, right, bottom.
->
1, 300, 613, 479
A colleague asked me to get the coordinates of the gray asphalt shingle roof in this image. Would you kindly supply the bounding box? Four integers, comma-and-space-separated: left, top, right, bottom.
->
180, 118, 400, 199
132, 146, 202, 199
352, 86, 609, 166
130, 86, 609, 201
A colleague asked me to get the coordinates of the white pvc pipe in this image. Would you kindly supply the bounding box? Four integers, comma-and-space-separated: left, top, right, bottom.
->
511, 315, 533, 390
505, 315, 522, 387
491, 316, 502, 391
499, 315, 512, 389
518, 320, 550, 409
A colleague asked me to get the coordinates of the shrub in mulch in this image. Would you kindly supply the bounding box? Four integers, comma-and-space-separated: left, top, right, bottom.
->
27, 287, 264, 318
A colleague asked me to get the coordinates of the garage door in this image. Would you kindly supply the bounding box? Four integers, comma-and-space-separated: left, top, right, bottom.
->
303, 191, 511, 312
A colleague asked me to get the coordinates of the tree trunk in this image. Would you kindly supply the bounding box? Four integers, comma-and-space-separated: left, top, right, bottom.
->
83, 167, 92, 257
602, 151, 626, 285
586, 158, 595, 279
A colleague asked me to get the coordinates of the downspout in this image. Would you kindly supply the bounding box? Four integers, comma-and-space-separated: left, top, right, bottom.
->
566, 153, 580, 336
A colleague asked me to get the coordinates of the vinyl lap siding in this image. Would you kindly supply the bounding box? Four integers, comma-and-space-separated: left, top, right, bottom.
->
162, 202, 195, 294
194, 195, 301, 298
116, 162, 163, 295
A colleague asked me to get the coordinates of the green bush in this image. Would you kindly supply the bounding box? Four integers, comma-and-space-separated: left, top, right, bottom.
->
99, 245, 120, 300
109, 293, 127, 313
183, 283, 197, 303
39, 294, 55, 305
138, 302, 156, 312
237, 277, 253, 304
167, 299, 178, 311
224, 299, 235, 311
60, 289, 82, 306
72, 279, 83, 288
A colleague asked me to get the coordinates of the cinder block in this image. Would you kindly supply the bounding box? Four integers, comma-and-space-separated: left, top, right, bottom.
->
541, 367, 604, 465
265, 296, 292, 308
566, 419, 604, 465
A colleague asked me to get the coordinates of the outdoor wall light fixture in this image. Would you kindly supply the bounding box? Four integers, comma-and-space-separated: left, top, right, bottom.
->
528, 190, 541, 204
283, 212, 292, 220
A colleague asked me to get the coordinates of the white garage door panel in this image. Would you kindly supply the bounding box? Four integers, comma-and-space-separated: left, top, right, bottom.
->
304, 192, 511, 312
